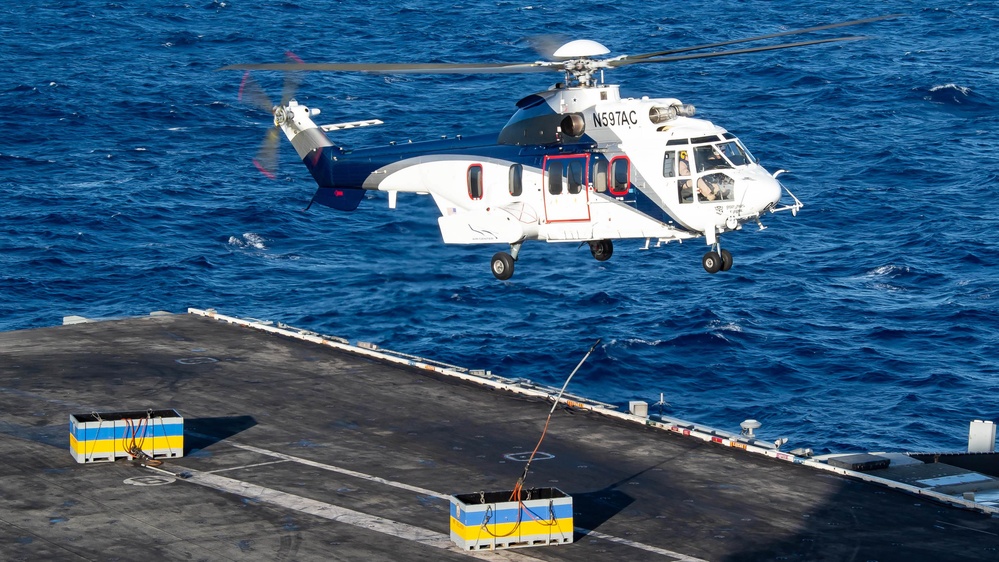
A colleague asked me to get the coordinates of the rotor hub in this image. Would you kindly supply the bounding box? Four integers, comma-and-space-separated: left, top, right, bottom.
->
273, 106, 289, 126
561, 58, 605, 87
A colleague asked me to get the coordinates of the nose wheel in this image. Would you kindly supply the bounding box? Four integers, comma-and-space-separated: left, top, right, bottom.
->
702, 247, 733, 274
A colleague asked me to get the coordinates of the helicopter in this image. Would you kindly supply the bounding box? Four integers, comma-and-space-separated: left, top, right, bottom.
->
221, 15, 897, 280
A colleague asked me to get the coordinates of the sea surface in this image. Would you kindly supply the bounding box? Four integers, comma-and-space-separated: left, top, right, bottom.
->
2, 0, 996, 454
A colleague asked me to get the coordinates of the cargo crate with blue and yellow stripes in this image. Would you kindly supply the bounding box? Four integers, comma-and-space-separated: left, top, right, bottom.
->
450, 488, 573, 550
69, 409, 183, 464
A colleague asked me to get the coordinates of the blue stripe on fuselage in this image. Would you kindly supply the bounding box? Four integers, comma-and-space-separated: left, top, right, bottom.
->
304, 134, 543, 190
634, 187, 671, 223
302, 135, 675, 226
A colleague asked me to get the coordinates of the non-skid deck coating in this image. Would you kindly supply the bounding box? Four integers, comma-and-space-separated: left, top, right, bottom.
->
1, 313, 997, 561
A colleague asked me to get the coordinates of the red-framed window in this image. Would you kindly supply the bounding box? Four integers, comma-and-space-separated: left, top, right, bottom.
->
467, 164, 483, 200
608, 157, 630, 197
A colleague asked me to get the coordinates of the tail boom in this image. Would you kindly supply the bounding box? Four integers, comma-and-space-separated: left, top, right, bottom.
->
276, 101, 367, 211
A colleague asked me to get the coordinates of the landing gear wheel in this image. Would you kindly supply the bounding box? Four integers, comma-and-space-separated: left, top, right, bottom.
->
589, 239, 614, 262
702, 251, 722, 274
491, 251, 515, 280
720, 249, 733, 272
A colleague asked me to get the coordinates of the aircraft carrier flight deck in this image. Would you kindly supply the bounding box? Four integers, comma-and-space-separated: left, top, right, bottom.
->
1, 309, 997, 561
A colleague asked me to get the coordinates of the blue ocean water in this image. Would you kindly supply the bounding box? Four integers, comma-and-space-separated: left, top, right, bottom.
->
1, 1, 996, 454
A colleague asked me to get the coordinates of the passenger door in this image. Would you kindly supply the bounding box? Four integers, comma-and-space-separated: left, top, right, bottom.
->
543, 155, 590, 223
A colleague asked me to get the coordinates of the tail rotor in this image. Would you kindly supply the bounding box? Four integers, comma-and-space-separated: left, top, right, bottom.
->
236, 52, 305, 179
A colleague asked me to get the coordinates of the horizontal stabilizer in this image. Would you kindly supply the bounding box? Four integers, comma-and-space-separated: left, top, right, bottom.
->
310, 187, 366, 211
320, 119, 384, 132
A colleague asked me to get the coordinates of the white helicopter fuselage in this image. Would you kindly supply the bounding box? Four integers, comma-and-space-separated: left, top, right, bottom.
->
275, 81, 800, 277
227, 17, 905, 278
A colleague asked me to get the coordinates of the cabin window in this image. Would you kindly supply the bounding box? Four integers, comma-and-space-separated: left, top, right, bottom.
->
547, 161, 563, 195
508, 164, 523, 196
677, 149, 693, 204
467, 164, 483, 200
663, 151, 676, 178
608, 157, 630, 197
566, 160, 584, 195
593, 160, 607, 193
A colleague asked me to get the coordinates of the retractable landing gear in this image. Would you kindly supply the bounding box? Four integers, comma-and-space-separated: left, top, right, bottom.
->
702, 245, 733, 274
490, 242, 522, 280
491, 252, 514, 280
588, 239, 613, 262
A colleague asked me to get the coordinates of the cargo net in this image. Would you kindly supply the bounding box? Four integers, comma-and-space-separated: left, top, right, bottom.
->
120, 415, 163, 467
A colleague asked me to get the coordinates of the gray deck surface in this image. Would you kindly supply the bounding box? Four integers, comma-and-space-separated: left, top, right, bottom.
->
1, 313, 998, 561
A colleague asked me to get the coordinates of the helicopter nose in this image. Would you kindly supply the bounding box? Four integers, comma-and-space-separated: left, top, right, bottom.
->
742, 172, 782, 214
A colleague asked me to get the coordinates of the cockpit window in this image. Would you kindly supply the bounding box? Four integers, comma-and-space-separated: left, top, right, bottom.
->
717, 141, 751, 166
697, 172, 734, 202
694, 145, 731, 172
735, 138, 758, 163
674, 144, 741, 204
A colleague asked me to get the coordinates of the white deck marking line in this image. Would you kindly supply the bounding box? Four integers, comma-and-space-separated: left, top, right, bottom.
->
934, 520, 999, 536
205, 459, 290, 474
580, 528, 708, 561
183, 436, 702, 559
189, 471, 447, 544
222, 440, 450, 500
149, 466, 535, 561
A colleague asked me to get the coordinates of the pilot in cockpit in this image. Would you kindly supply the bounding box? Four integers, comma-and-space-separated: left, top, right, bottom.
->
697, 178, 721, 201
698, 146, 727, 172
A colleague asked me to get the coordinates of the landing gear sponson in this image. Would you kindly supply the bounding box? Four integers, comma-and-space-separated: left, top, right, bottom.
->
489, 239, 615, 280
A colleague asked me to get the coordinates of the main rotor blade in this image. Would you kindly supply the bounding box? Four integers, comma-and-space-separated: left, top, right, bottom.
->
219, 61, 556, 75
626, 14, 902, 61
609, 35, 869, 67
